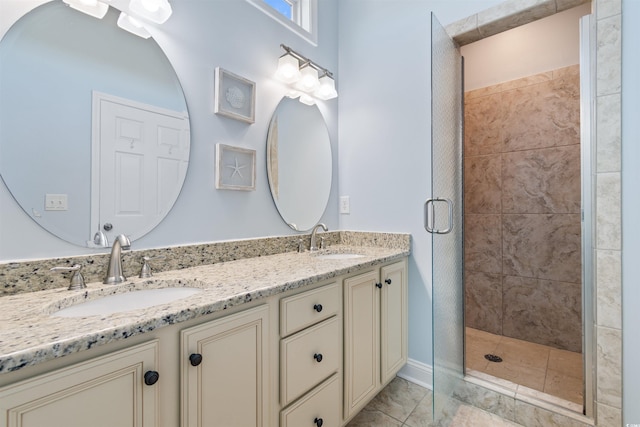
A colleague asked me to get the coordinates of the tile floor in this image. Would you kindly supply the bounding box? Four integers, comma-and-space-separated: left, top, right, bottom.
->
465, 327, 584, 406
345, 376, 522, 427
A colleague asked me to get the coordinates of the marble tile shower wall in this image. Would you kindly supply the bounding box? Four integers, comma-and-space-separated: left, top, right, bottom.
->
464, 65, 582, 353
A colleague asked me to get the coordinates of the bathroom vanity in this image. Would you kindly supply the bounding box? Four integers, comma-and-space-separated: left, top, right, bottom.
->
0, 238, 408, 427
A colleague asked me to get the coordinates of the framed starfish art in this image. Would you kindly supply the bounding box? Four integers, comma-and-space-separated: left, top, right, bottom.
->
215, 144, 256, 191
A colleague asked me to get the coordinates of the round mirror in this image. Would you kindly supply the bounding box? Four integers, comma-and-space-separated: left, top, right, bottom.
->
0, 1, 190, 247
266, 97, 332, 231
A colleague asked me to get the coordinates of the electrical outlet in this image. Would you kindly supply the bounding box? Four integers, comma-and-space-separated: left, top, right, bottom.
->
340, 196, 350, 214
45, 194, 68, 211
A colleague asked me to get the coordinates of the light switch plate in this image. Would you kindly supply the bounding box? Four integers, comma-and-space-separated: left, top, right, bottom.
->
45, 194, 68, 211
340, 196, 350, 214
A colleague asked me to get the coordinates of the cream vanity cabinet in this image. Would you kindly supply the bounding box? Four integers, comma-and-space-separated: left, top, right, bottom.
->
181, 304, 270, 427
0, 340, 160, 427
343, 259, 408, 420
279, 282, 342, 427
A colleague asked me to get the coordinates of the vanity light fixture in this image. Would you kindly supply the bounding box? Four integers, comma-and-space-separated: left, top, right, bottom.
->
129, 0, 173, 24
117, 12, 151, 38
275, 44, 338, 104
63, 0, 109, 19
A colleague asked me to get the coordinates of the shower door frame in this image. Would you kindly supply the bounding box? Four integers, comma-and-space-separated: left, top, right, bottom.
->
579, 13, 596, 419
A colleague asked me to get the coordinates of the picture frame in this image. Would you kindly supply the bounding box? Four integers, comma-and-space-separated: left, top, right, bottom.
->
214, 67, 256, 124
215, 144, 256, 191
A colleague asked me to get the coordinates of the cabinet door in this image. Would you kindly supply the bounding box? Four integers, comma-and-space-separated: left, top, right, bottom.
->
381, 260, 408, 384
181, 305, 269, 427
343, 269, 380, 420
0, 341, 159, 427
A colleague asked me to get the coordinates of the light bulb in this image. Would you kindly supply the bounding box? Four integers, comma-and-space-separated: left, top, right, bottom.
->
295, 64, 319, 92
314, 74, 338, 100
275, 53, 300, 84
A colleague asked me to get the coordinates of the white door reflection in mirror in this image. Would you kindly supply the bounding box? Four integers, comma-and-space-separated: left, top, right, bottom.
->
92, 93, 189, 244
267, 97, 332, 232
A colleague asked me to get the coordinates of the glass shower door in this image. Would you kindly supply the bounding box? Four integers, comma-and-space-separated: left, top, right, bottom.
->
428, 12, 464, 424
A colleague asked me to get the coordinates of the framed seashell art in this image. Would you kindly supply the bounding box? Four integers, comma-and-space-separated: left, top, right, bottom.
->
215, 144, 256, 191
214, 67, 256, 123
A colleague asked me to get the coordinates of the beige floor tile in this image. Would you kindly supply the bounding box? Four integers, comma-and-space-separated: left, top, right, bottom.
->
466, 327, 502, 345
449, 404, 522, 427
464, 328, 586, 407
493, 336, 550, 371
543, 370, 584, 405
403, 394, 435, 427
483, 359, 546, 391
346, 407, 403, 427
548, 348, 583, 379
367, 377, 428, 422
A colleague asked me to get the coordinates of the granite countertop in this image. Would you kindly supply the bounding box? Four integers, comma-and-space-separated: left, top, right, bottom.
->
0, 245, 408, 375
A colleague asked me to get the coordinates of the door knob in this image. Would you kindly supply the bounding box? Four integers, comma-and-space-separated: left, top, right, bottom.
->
144, 370, 159, 386
189, 353, 203, 366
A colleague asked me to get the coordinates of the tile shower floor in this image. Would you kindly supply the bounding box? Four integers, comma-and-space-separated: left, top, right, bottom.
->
346, 376, 522, 427
465, 327, 584, 407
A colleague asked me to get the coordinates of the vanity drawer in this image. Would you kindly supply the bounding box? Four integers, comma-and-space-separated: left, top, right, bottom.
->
280, 282, 340, 337
280, 373, 340, 427
280, 316, 341, 406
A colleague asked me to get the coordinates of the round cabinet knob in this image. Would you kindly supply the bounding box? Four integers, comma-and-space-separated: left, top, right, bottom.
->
144, 370, 159, 386
314, 417, 324, 427
313, 353, 323, 363
385, 278, 392, 285
313, 304, 323, 313
189, 353, 203, 367
376, 282, 383, 289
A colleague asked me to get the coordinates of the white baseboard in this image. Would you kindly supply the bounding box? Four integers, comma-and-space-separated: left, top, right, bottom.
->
397, 358, 433, 390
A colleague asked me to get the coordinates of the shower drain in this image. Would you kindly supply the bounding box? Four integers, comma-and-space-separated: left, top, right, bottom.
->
484, 354, 503, 363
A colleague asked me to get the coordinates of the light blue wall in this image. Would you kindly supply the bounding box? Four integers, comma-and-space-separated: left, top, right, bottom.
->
337, 0, 502, 367
0, 0, 339, 260
622, 0, 640, 422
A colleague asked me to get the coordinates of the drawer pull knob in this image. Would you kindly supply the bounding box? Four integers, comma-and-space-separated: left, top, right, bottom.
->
385, 278, 392, 285
313, 353, 323, 363
376, 282, 382, 289
144, 370, 159, 386
313, 304, 323, 313
189, 353, 203, 366
314, 417, 324, 427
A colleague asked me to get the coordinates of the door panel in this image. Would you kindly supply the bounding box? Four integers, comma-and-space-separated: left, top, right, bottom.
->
430, 12, 464, 424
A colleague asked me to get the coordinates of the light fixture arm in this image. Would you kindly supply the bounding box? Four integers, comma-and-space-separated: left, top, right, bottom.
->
280, 44, 333, 78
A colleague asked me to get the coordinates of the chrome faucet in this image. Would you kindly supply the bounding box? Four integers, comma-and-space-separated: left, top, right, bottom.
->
309, 223, 328, 252
104, 234, 131, 284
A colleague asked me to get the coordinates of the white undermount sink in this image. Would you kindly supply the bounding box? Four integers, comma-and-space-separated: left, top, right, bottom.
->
52, 287, 203, 318
314, 253, 365, 260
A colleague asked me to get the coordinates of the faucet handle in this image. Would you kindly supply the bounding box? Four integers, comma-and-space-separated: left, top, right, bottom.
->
139, 256, 165, 278
50, 264, 86, 290
320, 237, 325, 250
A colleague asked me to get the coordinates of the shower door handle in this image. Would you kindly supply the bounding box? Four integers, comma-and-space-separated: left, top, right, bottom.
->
424, 198, 453, 234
